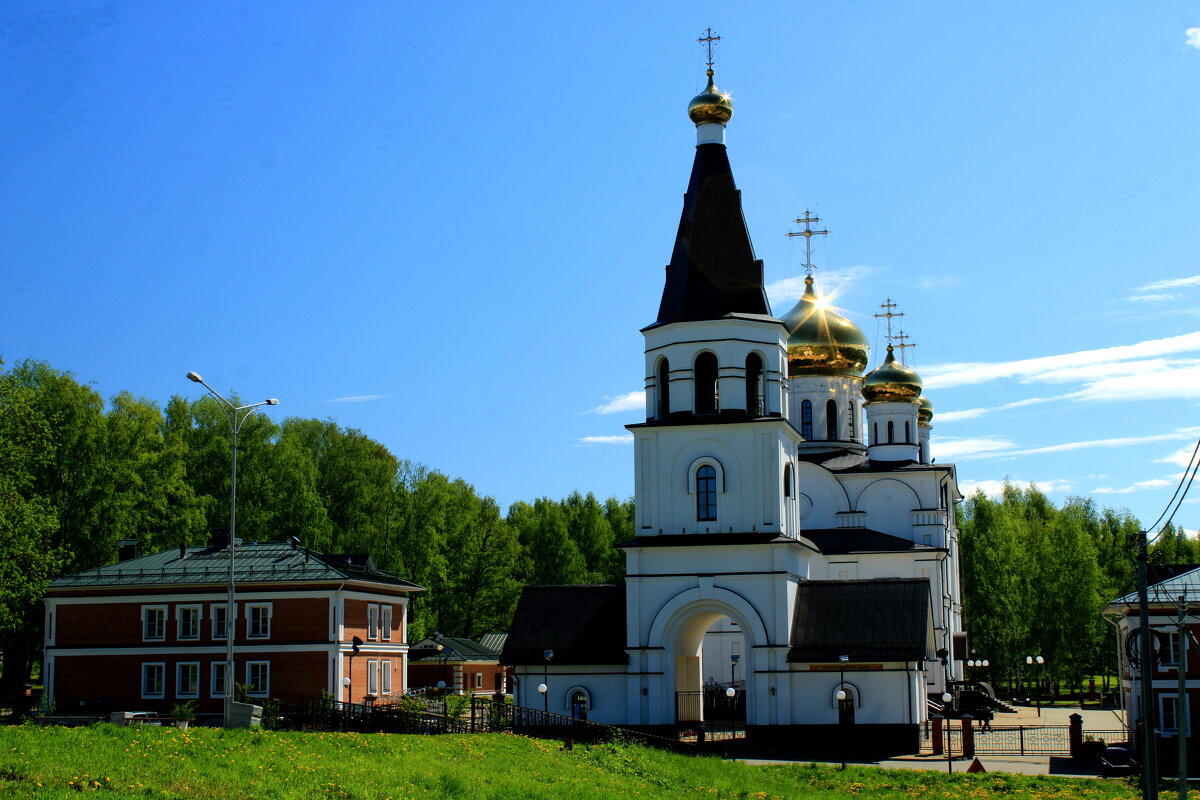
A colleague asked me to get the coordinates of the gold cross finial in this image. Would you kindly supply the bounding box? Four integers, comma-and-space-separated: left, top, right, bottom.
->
698, 28, 721, 70
787, 210, 829, 276
874, 299, 904, 342
893, 329, 918, 365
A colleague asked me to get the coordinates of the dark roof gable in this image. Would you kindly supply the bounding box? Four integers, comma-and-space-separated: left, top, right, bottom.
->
500, 585, 627, 666
788, 578, 933, 663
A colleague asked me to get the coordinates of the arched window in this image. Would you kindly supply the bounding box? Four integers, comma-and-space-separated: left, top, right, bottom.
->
838, 686, 856, 725
919, 443, 925, 463
571, 690, 588, 720
849, 401, 856, 440
696, 465, 717, 521
904, 420, 911, 443
887, 420, 895, 444
745, 353, 764, 416
826, 399, 838, 441
800, 400, 813, 440
783, 464, 793, 498
656, 359, 670, 419
872, 422, 878, 446
694, 353, 718, 415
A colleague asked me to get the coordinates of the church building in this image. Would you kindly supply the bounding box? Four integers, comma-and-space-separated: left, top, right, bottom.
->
502, 58, 965, 755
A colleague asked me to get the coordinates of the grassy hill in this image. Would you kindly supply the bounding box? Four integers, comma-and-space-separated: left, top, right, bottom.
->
0, 725, 1140, 799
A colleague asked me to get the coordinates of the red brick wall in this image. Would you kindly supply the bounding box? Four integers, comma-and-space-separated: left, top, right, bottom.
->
342, 599, 403, 645
340, 651, 404, 704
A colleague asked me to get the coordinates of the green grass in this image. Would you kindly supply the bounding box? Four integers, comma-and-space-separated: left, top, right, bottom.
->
0, 724, 1146, 799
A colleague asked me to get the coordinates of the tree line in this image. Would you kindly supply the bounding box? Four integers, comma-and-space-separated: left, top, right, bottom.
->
0, 359, 631, 694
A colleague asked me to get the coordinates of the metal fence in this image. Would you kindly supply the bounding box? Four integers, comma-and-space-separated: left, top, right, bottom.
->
921, 722, 1128, 756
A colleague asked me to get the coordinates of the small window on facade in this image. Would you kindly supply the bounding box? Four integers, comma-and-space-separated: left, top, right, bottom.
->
381, 605, 392, 641
919, 444, 924, 463
246, 661, 270, 697
826, 399, 838, 440
212, 662, 227, 698
657, 359, 670, 419
177, 663, 200, 698
783, 464, 793, 498
475, 672, 484, 689
1160, 694, 1189, 734
368, 604, 379, 640
694, 353, 719, 415
178, 606, 201, 640
696, 465, 717, 521
367, 660, 379, 695
247, 604, 271, 639
571, 690, 589, 720
382, 660, 393, 694
801, 400, 813, 440
905, 420, 911, 443
849, 401, 856, 439
141, 663, 165, 698
745, 353, 764, 416
872, 422, 878, 445
887, 420, 895, 444
212, 604, 228, 640
142, 606, 166, 641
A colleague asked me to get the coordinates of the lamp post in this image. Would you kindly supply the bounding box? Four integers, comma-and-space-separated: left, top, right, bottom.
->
838, 654, 849, 768
436, 680, 447, 731
185, 372, 278, 728
1026, 655, 1045, 716
542, 649, 554, 715
725, 685, 737, 742
942, 691, 955, 773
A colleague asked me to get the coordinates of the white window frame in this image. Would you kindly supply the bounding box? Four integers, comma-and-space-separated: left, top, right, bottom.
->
475, 672, 484, 690
177, 605, 202, 640
246, 661, 270, 698
141, 605, 167, 641
1159, 628, 1180, 667
176, 662, 200, 698
367, 659, 378, 696
381, 660, 392, 695
211, 662, 227, 698
141, 662, 165, 699
246, 603, 272, 639
367, 604, 379, 641
380, 605, 392, 641
211, 603, 228, 640
1160, 693, 1191, 736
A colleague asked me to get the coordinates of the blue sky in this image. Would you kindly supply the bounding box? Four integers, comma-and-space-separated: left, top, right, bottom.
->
4, 2, 1199, 531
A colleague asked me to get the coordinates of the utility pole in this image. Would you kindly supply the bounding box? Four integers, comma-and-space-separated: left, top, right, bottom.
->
1176, 594, 1188, 800
1138, 531, 1159, 799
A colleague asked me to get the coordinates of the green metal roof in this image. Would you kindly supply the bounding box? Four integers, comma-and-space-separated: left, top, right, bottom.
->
409, 636, 502, 662
48, 541, 423, 591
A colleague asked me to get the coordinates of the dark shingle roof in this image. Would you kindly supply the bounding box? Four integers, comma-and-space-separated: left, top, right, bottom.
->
500, 585, 627, 666
48, 541, 423, 591
801, 529, 939, 555
788, 578, 933, 662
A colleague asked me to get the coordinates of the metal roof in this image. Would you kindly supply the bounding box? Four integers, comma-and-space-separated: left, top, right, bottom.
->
48, 541, 423, 591
409, 637, 502, 663
788, 578, 934, 662
1109, 565, 1200, 609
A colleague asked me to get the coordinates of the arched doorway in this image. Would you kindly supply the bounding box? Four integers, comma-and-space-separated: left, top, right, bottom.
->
838, 685, 856, 725
668, 609, 749, 730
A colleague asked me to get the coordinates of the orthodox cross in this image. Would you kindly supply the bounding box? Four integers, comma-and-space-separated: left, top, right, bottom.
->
874, 299, 904, 343
787, 210, 828, 276
698, 28, 721, 69
893, 329, 917, 365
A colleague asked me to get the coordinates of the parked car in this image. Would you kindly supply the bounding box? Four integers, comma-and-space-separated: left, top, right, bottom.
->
1099, 745, 1138, 777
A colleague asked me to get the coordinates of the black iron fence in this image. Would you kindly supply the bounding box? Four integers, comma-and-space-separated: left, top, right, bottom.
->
921, 722, 1127, 756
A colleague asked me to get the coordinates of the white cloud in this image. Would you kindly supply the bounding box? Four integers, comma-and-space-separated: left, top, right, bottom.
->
1138, 275, 1200, 291
588, 391, 645, 415
579, 434, 634, 445
1129, 293, 1179, 303
936, 395, 1060, 423
1156, 445, 1199, 468
929, 436, 1016, 460
1002, 427, 1200, 457
1092, 478, 1174, 495
958, 478, 1075, 498
914, 274, 961, 291
328, 394, 384, 403
1187, 28, 1200, 49
765, 265, 877, 306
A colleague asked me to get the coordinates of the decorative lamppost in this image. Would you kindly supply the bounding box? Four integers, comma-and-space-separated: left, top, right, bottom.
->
837, 654, 849, 769
542, 649, 554, 715
942, 691, 955, 773
725, 685, 737, 742
1026, 655, 1045, 716
185, 372, 278, 728
436, 680, 447, 730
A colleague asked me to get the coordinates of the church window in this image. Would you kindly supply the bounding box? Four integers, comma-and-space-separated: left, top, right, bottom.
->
826, 399, 838, 440
800, 400, 813, 440
849, 402, 856, 439
745, 353, 764, 416
657, 359, 670, 419
571, 690, 589, 720
783, 464, 793, 498
887, 420, 895, 444
694, 353, 718, 415
696, 465, 717, 521
872, 422, 878, 446
904, 420, 911, 443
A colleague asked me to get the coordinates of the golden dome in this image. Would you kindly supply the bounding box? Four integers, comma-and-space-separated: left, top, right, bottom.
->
688, 69, 734, 125
918, 395, 933, 425
779, 275, 870, 378
862, 345, 923, 404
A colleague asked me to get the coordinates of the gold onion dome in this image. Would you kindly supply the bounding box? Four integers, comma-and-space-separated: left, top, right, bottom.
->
688, 69, 734, 125
862, 345, 923, 404
918, 395, 934, 425
779, 275, 870, 378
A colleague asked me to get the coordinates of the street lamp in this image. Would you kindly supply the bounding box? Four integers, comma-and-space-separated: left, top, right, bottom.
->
537, 683, 548, 717
186, 371, 279, 728
725, 685, 737, 742
542, 649, 554, 715
942, 691, 954, 773
1026, 655, 1045, 716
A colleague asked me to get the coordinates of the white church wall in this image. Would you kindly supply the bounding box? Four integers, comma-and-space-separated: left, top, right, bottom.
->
794, 462, 851, 530
785, 666, 921, 725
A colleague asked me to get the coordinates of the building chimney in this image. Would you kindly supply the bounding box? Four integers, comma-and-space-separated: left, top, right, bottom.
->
117, 539, 141, 562
211, 528, 230, 550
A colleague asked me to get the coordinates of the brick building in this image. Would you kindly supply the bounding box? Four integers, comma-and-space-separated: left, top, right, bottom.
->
408, 634, 509, 695
44, 540, 422, 717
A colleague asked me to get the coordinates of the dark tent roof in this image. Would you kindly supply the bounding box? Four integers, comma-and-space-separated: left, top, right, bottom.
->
788, 578, 932, 662
652, 142, 774, 327
801, 529, 939, 555
500, 585, 627, 666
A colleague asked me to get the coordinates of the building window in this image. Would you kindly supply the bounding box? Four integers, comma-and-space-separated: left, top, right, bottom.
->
887, 420, 895, 444
178, 605, 201, 640
657, 359, 670, 419
849, 401, 856, 439
368, 605, 379, 640
177, 662, 200, 698
475, 672, 484, 689
826, 399, 838, 440
872, 422, 878, 446
247, 604, 271, 639
696, 465, 717, 521
382, 660, 393, 694
905, 420, 911, 443
783, 464, 793, 498
246, 661, 269, 697
212, 604, 228, 640
367, 660, 378, 696
381, 605, 393, 641
745, 353, 764, 416
142, 606, 166, 641
211, 662, 227, 698
801, 400, 813, 440
570, 688, 590, 720
694, 353, 719, 415
1160, 693, 1190, 735
141, 663, 165, 699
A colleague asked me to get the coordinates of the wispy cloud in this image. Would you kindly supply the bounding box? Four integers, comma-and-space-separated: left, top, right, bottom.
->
1129, 293, 1180, 303
579, 434, 634, 445
1156, 445, 1199, 468
328, 394, 385, 403
1138, 275, 1200, 291
937, 395, 1060, 423
587, 391, 645, 415
766, 265, 877, 306
1187, 28, 1200, 49
958, 478, 1075, 498
1092, 478, 1175, 495
914, 274, 962, 291
929, 436, 1016, 460
1000, 427, 1200, 457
